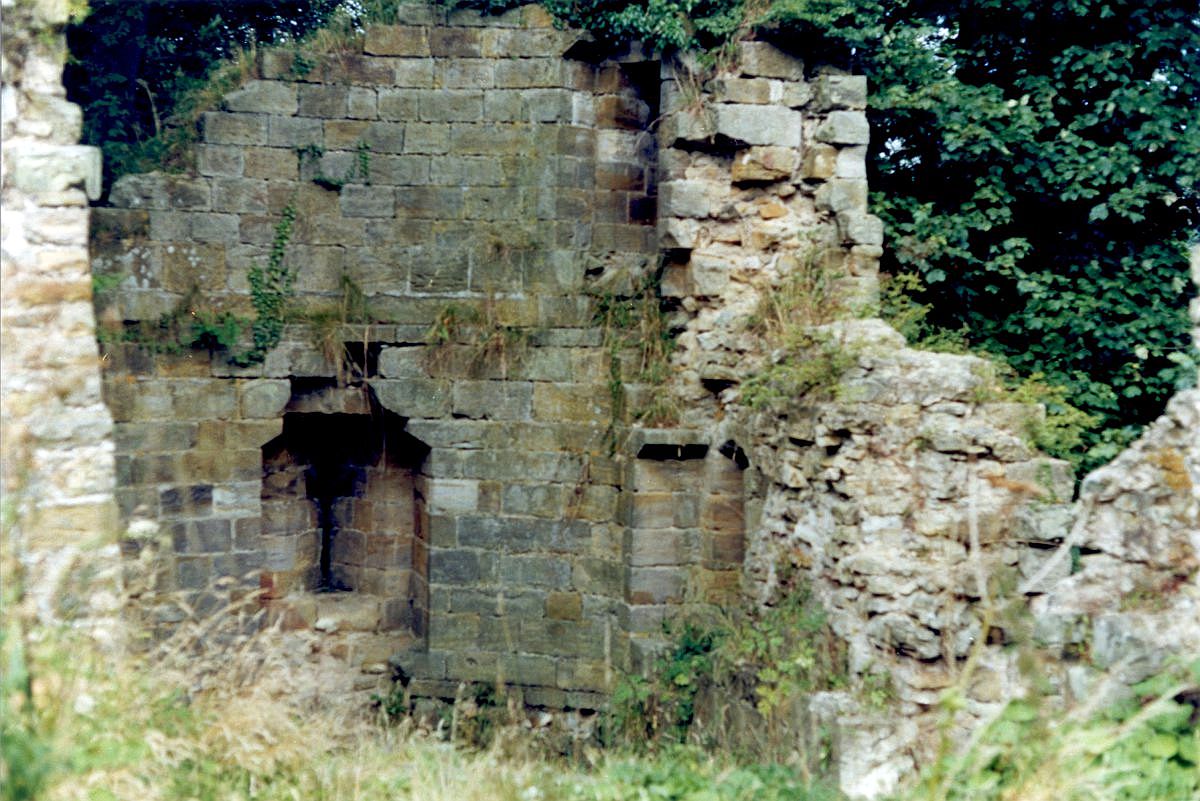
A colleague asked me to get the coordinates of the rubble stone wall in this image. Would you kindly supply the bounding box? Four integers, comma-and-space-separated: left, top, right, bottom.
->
1, 0, 118, 624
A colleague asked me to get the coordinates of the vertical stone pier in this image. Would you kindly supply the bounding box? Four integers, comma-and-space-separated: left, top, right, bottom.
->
1, 0, 118, 621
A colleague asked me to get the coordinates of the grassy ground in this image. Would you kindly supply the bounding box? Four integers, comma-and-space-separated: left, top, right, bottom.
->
2, 542, 1196, 801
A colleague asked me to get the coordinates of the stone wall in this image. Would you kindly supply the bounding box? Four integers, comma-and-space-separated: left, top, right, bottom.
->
89, 4, 872, 706
81, 3, 1197, 796
1, 0, 118, 625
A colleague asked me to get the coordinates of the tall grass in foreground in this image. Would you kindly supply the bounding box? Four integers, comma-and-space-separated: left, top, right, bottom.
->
2, 527, 1195, 801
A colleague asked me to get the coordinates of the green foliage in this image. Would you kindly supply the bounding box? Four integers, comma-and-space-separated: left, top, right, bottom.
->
235, 202, 298, 366
591, 271, 679, 434
603, 581, 851, 756
589, 749, 839, 801
739, 333, 858, 410
424, 298, 534, 378
737, 242, 862, 409
65, 1, 342, 193
300, 140, 372, 191
769, 0, 1198, 465
909, 660, 1200, 801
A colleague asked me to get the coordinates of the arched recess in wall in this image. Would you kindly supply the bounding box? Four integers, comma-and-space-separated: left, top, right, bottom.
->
259, 379, 431, 638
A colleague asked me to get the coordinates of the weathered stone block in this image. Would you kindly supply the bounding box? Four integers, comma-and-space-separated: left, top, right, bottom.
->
815, 178, 868, 213
500, 555, 571, 589
814, 74, 868, 110
364, 25, 430, 56
737, 42, 804, 80
425, 479, 480, 515
239, 379, 290, 419
503, 654, 558, 687
451, 380, 533, 420
268, 116, 323, 148
428, 612, 480, 649
347, 87, 378, 119
545, 591, 582, 621
377, 88, 418, 121
688, 251, 734, 296
223, 80, 297, 115
212, 177, 268, 214
836, 145, 867, 178
494, 58, 561, 89
243, 147, 297, 181
715, 104, 801, 147
321, 54, 396, 86
710, 77, 774, 104
298, 85, 349, 117
630, 529, 689, 567
532, 383, 612, 423
813, 110, 870, 145
162, 243, 226, 291
837, 210, 884, 246
339, 185, 395, 217
202, 112, 268, 146
628, 567, 686, 605
393, 58, 436, 88
658, 181, 712, 219
362, 121, 405, 153
370, 378, 451, 417
731, 146, 798, 182
440, 59, 494, 89
430, 27, 483, 57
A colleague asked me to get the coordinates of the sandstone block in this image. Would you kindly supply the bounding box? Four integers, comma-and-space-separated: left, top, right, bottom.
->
243, 147, 297, 181
223, 80, 297, 115
451, 381, 533, 420
6, 142, 102, 200
370, 378, 450, 417
364, 25, 430, 56
440, 59, 494, 89
658, 181, 712, 219
503, 654, 557, 687
239, 379, 290, 418
799, 144, 836, 181
815, 74, 868, 110
202, 112, 268, 145
501, 555, 571, 589
689, 251, 734, 296
737, 42, 804, 80
431, 27, 482, 57
628, 567, 685, 605
419, 90, 483, 122
363, 121, 406, 153
404, 122, 450, 154
732, 146, 798, 182
339, 185, 395, 217
268, 116, 323, 148
212, 177, 268, 214
715, 104, 801, 147
348, 87, 377, 119
494, 58, 560, 89
813, 110, 870, 145
322, 54, 396, 86
660, 109, 715, 145
545, 591, 583, 621
709, 77, 773, 104
815, 179, 868, 213
836, 145, 868, 178
837, 210, 884, 246
298, 85, 348, 117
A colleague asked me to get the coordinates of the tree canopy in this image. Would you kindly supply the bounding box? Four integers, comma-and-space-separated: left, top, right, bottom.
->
66, 0, 1200, 472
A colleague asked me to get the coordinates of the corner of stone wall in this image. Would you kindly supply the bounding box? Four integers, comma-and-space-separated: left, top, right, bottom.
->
1, 0, 121, 638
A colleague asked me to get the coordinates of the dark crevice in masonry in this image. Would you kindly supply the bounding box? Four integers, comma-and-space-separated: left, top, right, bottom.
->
261, 405, 428, 609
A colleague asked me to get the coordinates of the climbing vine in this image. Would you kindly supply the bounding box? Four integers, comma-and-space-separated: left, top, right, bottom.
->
234, 202, 298, 367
